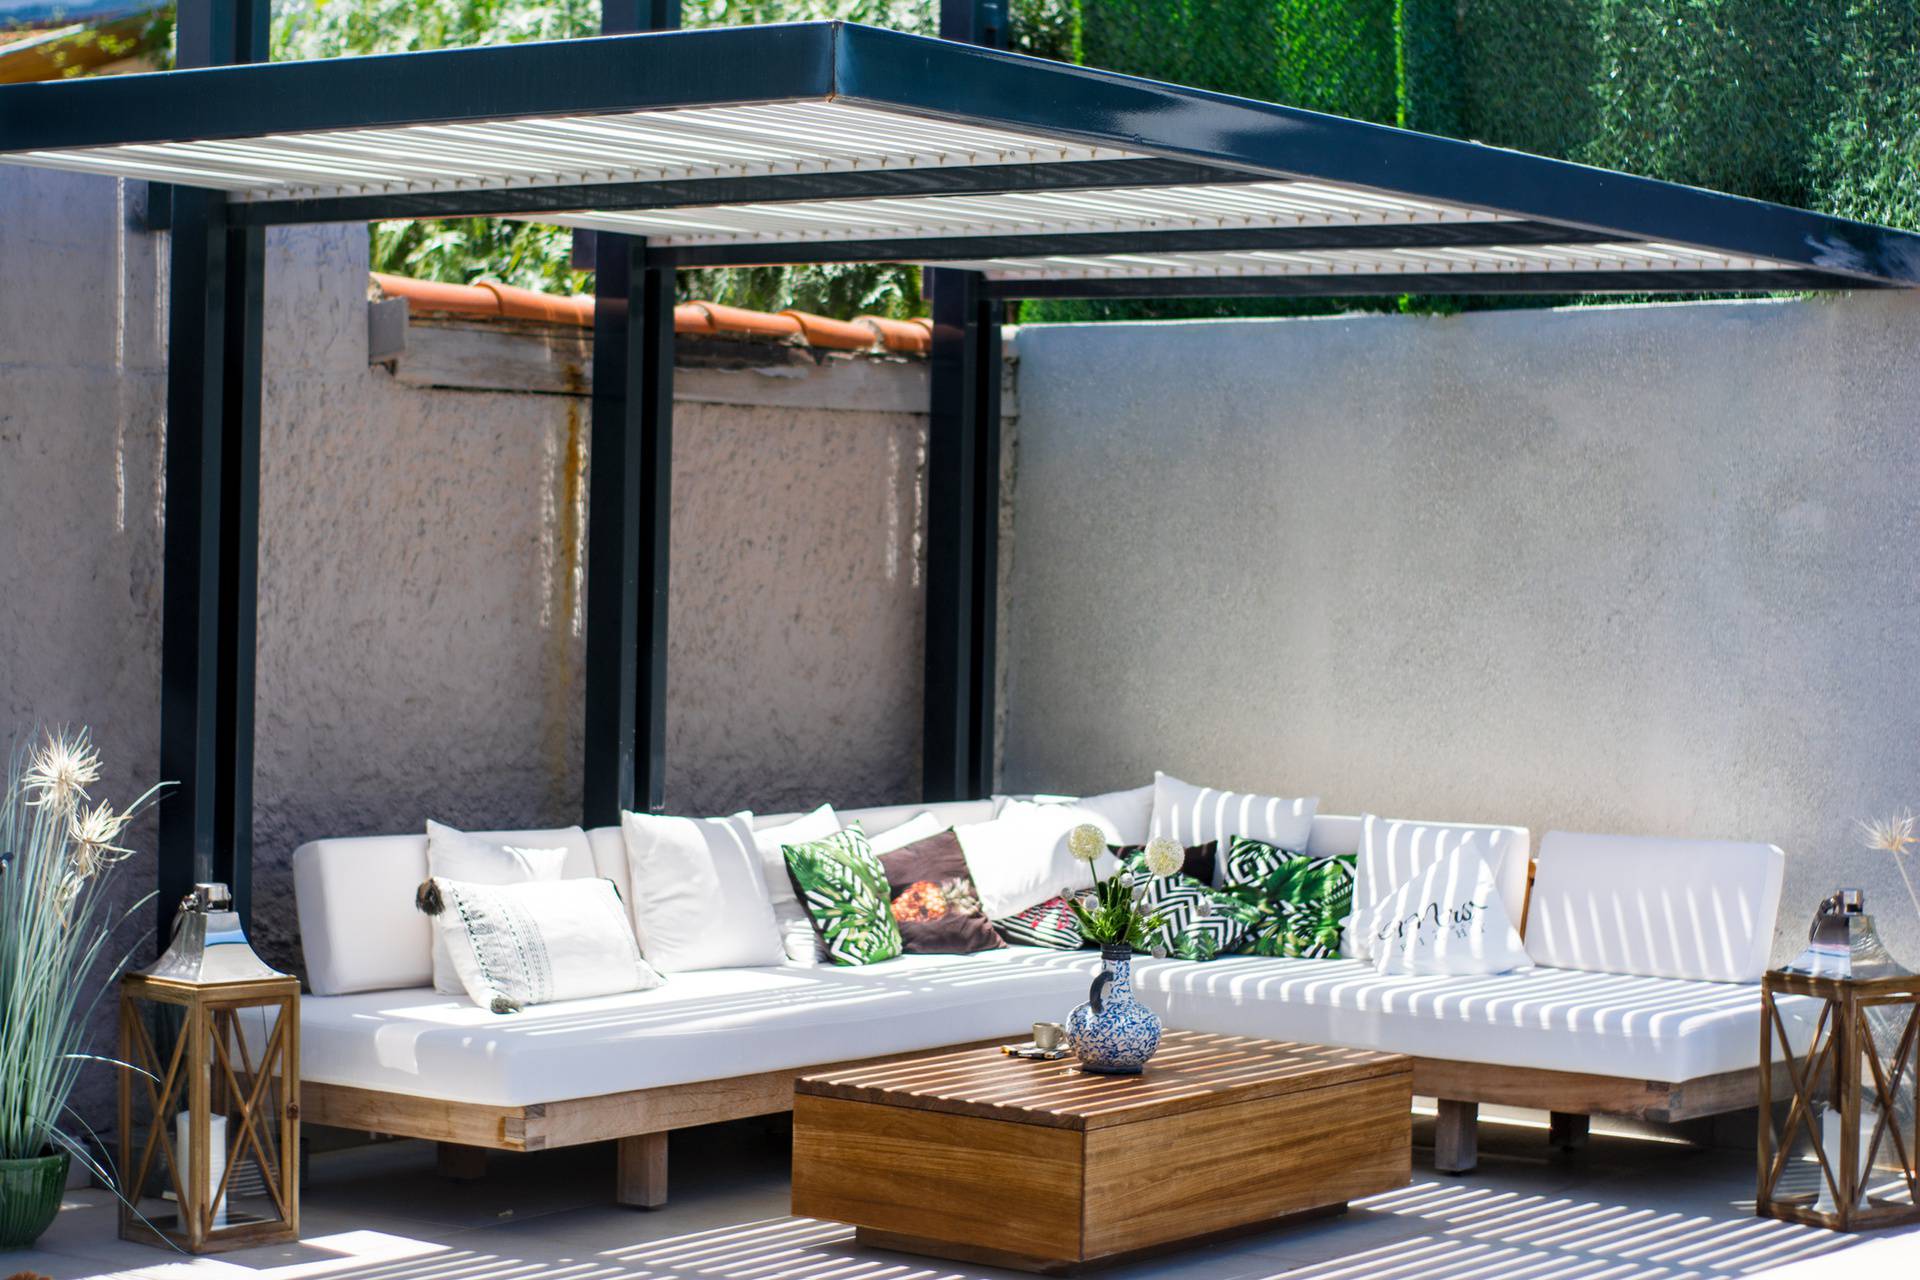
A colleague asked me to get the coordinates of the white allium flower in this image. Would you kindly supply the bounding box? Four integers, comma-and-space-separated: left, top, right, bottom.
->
23, 731, 101, 814
69, 799, 135, 878
1859, 813, 1917, 857
1142, 836, 1184, 879
1066, 823, 1106, 864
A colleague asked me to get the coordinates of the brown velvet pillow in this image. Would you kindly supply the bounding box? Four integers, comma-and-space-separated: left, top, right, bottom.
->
880, 831, 1005, 954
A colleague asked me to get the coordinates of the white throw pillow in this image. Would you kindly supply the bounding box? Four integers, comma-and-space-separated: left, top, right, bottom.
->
1149, 773, 1317, 876
1352, 815, 1530, 960
955, 799, 1104, 919
621, 810, 785, 971
428, 876, 664, 1013
756, 805, 841, 946
1358, 838, 1530, 977
869, 811, 947, 855
424, 820, 570, 995
1003, 784, 1155, 846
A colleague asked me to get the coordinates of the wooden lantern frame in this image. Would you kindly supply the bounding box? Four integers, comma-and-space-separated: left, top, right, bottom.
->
118, 972, 302, 1252
1759, 969, 1920, 1231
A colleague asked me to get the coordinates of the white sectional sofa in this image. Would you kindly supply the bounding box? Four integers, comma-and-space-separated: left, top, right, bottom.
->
291, 800, 1790, 1199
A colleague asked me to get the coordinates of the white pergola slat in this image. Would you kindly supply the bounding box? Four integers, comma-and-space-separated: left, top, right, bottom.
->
8, 101, 1127, 200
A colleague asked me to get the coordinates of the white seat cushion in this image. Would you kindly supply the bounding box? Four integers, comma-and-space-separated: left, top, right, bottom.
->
295, 947, 1098, 1107
1526, 832, 1785, 983
1130, 955, 1798, 1082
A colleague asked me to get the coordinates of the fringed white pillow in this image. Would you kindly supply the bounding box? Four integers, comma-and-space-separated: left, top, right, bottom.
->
418, 876, 664, 1014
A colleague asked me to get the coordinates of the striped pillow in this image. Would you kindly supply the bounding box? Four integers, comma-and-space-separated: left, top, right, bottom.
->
993, 895, 1084, 949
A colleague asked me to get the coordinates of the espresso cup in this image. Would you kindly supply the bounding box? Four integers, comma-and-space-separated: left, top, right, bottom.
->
1033, 1020, 1067, 1051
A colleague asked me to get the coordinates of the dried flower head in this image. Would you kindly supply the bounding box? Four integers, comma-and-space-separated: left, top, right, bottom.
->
22, 731, 101, 814
1860, 812, 1918, 858
68, 799, 135, 880
1142, 837, 1184, 879
1067, 823, 1106, 864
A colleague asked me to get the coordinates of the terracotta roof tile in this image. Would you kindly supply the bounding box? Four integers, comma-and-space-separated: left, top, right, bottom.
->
371, 272, 927, 356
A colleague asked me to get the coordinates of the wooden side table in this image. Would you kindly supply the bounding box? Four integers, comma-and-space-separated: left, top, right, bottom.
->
1758, 969, 1920, 1231
793, 1030, 1411, 1273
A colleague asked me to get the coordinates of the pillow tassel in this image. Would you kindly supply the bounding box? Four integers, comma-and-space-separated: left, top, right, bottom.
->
489, 994, 521, 1015
415, 878, 446, 917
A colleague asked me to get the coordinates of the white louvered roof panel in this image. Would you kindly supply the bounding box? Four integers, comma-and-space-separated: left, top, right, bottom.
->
6, 101, 1137, 201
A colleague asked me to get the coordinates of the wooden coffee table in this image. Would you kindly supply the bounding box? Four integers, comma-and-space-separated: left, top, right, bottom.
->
792, 1029, 1412, 1274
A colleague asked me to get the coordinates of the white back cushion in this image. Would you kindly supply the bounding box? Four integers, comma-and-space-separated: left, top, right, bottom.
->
836, 799, 997, 836
1354, 816, 1532, 955
1149, 772, 1317, 856
293, 826, 597, 997
1306, 813, 1364, 858
1526, 831, 1785, 983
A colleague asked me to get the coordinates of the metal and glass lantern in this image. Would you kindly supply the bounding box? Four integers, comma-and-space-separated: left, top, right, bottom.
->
1759, 890, 1920, 1231
118, 883, 300, 1252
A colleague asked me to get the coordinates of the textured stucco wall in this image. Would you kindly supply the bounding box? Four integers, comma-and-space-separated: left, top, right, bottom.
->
252, 224, 932, 978
1005, 296, 1920, 964
2, 169, 936, 1136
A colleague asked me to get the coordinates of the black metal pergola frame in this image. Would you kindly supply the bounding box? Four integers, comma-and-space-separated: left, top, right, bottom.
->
2, 1, 1915, 932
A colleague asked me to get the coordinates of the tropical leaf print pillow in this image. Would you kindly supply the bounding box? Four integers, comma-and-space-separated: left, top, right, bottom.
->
1218, 835, 1354, 958
783, 824, 903, 965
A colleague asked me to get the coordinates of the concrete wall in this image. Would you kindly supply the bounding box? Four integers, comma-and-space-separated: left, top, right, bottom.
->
1, 169, 940, 1133
1004, 294, 1920, 962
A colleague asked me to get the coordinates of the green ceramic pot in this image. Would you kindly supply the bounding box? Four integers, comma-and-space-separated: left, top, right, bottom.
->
0, 1149, 70, 1249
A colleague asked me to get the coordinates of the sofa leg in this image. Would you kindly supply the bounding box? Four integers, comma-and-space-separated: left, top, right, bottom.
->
1434, 1100, 1479, 1174
1549, 1111, 1590, 1152
618, 1132, 668, 1208
437, 1142, 488, 1182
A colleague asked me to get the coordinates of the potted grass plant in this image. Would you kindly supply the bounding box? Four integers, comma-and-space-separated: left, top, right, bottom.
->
0, 729, 162, 1248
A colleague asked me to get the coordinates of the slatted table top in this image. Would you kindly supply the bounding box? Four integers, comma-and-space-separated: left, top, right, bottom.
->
796, 1030, 1410, 1132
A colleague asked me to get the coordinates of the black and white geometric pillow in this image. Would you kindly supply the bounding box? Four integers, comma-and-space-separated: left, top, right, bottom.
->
993, 895, 1085, 949
1132, 864, 1249, 961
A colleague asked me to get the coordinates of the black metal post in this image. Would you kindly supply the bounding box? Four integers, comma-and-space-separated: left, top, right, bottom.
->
940, 0, 1009, 48
158, 0, 267, 940
924, 3, 1006, 802
923, 270, 981, 802
584, 1, 676, 826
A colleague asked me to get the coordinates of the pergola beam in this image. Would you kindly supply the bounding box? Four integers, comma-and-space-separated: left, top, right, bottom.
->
981, 267, 1886, 300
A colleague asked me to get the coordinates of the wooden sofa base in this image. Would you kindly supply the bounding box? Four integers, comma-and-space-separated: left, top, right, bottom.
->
1413, 1058, 1777, 1173
301, 1052, 1775, 1199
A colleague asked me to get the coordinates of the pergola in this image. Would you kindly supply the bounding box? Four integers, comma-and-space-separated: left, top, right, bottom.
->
3, 1, 1916, 933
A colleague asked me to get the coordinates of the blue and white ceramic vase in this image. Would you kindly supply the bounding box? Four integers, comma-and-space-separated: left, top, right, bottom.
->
1068, 945, 1162, 1074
